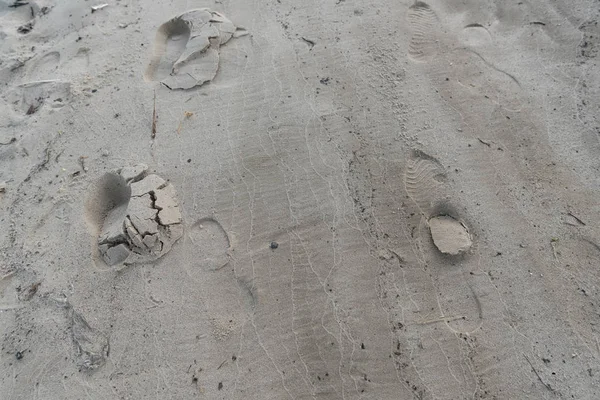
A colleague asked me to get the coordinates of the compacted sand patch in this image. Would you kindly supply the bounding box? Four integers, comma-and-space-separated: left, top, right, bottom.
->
428, 215, 472, 255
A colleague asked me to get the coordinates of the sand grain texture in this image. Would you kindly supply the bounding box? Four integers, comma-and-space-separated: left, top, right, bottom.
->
1, 0, 599, 399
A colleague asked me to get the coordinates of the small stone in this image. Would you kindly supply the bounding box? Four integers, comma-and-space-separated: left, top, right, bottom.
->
270, 241, 279, 249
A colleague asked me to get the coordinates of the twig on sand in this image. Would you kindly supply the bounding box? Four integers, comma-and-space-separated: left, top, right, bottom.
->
477, 138, 491, 147
301, 37, 316, 48
79, 156, 88, 173
524, 354, 554, 392
567, 211, 586, 226
26, 104, 39, 115
216, 358, 228, 370
550, 237, 559, 260
9, 1, 29, 8
151, 90, 157, 139
414, 315, 464, 325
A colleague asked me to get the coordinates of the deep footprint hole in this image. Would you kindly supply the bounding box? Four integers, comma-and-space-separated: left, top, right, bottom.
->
85, 172, 131, 240
144, 17, 192, 82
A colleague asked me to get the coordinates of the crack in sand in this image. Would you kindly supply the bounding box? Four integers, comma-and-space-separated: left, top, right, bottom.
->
87, 164, 183, 266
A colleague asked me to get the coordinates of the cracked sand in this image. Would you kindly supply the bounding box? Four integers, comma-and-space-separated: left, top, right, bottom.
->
97, 165, 183, 266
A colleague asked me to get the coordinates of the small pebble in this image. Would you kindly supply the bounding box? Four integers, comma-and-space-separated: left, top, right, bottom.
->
270, 241, 278, 249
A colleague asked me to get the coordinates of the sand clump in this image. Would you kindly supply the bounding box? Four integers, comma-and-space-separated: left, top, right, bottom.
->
87, 164, 183, 266
428, 215, 472, 255
144, 8, 247, 90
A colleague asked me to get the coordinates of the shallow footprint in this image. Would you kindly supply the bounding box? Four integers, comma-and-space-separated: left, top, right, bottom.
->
26, 51, 61, 81
7, 80, 71, 115
406, 1, 440, 62
458, 23, 492, 48
144, 8, 247, 90
84, 164, 183, 267
7, 51, 70, 115
144, 18, 191, 83
450, 48, 523, 111
404, 149, 447, 216
188, 217, 231, 271
69, 308, 109, 371
404, 150, 483, 334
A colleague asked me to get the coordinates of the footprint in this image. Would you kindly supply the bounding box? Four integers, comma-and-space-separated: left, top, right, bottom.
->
68, 47, 91, 73
26, 51, 61, 81
404, 149, 447, 216
7, 80, 71, 115
405, 3, 523, 112
0, 1, 41, 33
187, 217, 231, 271
84, 164, 183, 267
144, 8, 248, 90
144, 18, 191, 84
7, 51, 70, 115
458, 23, 492, 47
404, 150, 482, 333
69, 308, 109, 371
406, 1, 440, 62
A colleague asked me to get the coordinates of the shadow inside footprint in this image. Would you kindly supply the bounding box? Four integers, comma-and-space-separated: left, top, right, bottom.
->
85, 165, 183, 267
94, 173, 132, 265
85, 172, 131, 234
144, 18, 191, 83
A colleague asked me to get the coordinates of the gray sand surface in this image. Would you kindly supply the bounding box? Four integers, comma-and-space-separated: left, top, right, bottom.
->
1, 0, 600, 398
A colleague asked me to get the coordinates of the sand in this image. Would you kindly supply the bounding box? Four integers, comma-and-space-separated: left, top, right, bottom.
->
1, 0, 599, 398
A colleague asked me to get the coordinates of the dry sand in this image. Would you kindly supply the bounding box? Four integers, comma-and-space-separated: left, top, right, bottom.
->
1, 0, 600, 398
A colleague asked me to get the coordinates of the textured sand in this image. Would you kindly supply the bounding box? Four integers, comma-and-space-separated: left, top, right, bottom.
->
1, 0, 600, 399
